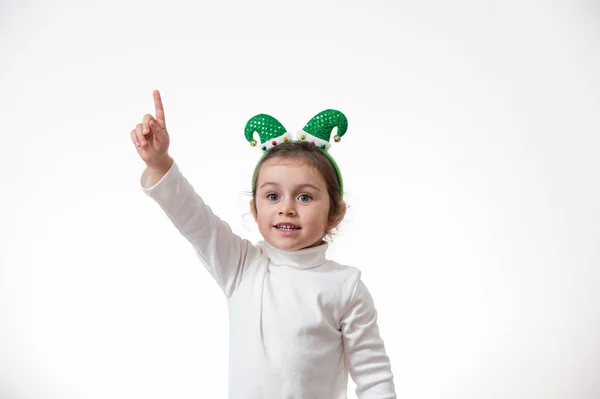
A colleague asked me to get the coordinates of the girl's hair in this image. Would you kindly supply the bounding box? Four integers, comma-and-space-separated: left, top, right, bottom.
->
251, 141, 346, 238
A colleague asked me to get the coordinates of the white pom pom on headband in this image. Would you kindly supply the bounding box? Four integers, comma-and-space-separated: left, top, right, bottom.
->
244, 110, 348, 196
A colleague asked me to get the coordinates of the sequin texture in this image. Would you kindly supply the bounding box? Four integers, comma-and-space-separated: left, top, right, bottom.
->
244, 114, 288, 145
302, 110, 348, 143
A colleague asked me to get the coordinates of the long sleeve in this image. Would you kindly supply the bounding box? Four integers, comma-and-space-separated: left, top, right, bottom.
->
341, 275, 397, 398
141, 161, 257, 298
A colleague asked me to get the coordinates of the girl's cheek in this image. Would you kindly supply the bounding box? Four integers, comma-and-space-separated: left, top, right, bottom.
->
259, 201, 274, 212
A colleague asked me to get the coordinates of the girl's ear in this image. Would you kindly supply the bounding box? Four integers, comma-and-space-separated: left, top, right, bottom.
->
327, 200, 347, 231
250, 200, 258, 222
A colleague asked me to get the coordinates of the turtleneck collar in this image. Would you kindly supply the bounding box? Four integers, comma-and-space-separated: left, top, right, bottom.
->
259, 240, 329, 270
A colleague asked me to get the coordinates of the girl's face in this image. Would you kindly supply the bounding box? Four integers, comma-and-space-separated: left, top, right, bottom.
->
251, 157, 331, 251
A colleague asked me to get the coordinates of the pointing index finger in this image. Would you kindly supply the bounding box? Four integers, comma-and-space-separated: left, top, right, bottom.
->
153, 90, 166, 129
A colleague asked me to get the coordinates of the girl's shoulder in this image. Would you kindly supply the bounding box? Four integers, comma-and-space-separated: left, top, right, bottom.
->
323, 258, 361, 274
320, 259, 363, 289
318, 260, 366, 318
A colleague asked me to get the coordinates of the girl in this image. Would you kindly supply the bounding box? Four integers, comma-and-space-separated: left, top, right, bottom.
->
130, 90, 396, 398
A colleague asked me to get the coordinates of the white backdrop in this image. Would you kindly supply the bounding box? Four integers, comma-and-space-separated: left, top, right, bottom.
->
1, 0, 599, 398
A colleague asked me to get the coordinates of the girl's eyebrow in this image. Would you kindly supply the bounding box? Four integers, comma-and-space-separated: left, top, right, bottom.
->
259, 182, 321, 192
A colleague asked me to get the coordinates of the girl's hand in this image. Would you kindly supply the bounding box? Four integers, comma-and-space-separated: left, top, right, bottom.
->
131, 90, 171, 169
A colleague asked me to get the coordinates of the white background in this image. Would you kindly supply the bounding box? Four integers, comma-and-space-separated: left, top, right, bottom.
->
1, 0, 599, 398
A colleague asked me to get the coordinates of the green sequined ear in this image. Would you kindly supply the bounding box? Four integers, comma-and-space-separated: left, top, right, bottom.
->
300, 109, 348, 148
296, 109, 348, 197
244, 114, 292, 152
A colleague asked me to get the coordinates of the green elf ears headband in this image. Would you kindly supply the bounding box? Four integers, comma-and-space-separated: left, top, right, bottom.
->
244, 110, 348, 196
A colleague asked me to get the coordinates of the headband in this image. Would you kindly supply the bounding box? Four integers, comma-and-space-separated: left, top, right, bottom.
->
244, 110, 348, 196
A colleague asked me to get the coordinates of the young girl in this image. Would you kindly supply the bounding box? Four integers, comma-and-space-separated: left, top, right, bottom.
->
130, 90, 396, 398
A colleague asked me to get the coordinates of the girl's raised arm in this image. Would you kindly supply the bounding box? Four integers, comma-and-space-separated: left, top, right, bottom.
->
132, 90, 258, 298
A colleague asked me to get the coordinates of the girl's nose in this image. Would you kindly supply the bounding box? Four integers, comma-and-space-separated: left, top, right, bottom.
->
278, 200, 297, 216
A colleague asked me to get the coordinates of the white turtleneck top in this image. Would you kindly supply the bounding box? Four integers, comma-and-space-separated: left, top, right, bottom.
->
141, 161, 396, 399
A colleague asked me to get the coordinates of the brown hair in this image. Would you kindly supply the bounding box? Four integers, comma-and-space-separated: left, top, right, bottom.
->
251, 141, 346, 238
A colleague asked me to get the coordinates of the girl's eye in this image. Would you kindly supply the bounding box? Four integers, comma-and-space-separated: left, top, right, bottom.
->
298, 194, 312, 202
266, 193, 280, 201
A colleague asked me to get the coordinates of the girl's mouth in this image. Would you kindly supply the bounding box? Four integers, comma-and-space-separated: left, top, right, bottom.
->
274, 224, 301, 231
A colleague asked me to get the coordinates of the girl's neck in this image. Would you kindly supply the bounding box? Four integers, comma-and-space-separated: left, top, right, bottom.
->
260, 240, 328, 270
